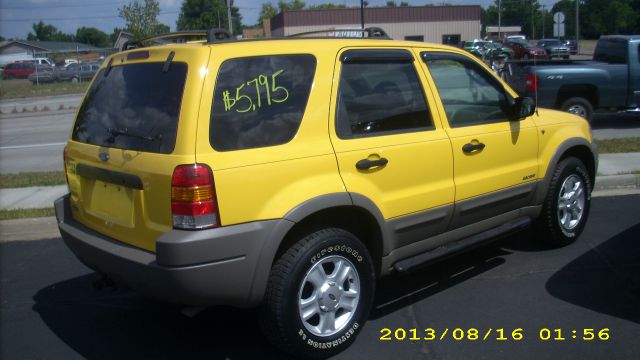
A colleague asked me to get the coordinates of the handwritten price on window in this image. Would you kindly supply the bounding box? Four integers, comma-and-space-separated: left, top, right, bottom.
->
222, 69, 289, 113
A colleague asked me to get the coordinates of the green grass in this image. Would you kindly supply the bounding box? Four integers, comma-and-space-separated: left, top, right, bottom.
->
0, 79, 87, 100
0, 171, 66, 189
594, 137, 640, 154
0, 208, 54, 220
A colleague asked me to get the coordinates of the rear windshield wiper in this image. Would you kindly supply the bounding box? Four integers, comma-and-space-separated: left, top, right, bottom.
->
107, 127, 162, 143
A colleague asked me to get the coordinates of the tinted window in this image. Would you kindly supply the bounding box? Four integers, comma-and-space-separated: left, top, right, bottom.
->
594, 39, 628, 64
72, 62, 187, 154
424, 52, 510, 127
336, 60, 432, 138
210, 55, 316, 151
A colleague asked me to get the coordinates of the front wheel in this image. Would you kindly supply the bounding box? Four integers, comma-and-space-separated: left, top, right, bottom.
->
260, 228, 375, 358
536, 157, 592, 246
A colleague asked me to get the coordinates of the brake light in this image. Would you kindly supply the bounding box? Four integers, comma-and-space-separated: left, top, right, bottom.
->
526, 73, 539, 93
171, 164, 219, 230
63, 145, 69, 186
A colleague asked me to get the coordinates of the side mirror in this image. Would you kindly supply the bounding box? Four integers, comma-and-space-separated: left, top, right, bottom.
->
510, 97, 536, 121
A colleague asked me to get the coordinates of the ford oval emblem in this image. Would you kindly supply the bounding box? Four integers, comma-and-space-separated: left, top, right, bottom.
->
99, 152, 110, 162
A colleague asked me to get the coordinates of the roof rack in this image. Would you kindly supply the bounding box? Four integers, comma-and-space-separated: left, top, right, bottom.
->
288, 27, 391, 39
119, 29, 232, 51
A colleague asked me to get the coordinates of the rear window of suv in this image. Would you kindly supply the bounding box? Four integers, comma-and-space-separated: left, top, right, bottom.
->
210, 54, 316, 151
72, 62, 187, 154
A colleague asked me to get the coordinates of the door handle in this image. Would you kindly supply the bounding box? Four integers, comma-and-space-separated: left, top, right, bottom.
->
462, 142, 486, 153
356, 158, 388, 170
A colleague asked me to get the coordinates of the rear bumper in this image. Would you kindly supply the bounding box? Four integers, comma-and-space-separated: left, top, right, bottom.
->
55, 195, 293, 307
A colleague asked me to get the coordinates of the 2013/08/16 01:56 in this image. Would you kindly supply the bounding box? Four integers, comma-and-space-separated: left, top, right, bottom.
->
379, 328, 611, 342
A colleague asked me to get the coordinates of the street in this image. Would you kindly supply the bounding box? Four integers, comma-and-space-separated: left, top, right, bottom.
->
1, 195, 638, 359
0, 110, 74, 173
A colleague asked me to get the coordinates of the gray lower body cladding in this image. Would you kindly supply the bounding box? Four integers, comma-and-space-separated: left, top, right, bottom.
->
55, 194, 288, 307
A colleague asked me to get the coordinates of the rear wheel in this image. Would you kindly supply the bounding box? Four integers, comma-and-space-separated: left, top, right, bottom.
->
536, 157, 592, 246
260, 228, 375, 359
561, 97, 593, 120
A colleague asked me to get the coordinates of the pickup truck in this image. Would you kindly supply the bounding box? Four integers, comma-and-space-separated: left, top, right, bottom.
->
522, 35, 640, 119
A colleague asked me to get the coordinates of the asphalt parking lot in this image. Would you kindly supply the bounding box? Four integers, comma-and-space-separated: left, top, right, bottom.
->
1, 194, 638, 359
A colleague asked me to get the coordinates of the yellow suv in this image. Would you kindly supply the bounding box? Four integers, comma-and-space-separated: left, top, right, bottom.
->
56, 28, 597, 358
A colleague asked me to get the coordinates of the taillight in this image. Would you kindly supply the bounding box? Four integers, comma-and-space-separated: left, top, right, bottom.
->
63, 145, 69, 186
171, 164, 219, 230
526, 73, 539, 93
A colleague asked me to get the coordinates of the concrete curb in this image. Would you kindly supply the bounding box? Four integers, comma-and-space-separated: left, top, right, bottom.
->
0, 94, 82, 115
0, 216, 59, 242
594, 174, 640, 191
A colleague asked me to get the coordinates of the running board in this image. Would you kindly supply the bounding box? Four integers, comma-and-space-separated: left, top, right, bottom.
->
393, 217, 532, 273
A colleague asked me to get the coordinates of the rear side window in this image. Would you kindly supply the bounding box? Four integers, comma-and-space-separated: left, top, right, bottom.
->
210, 54, 316, 151
594, 39, 628, 64
72, 62, 187, 154
336, 53, 432, 138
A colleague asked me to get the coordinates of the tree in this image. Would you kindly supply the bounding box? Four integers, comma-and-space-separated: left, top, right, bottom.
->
307, 3, 347, 9
118, 0, 161, 40
483, 0, 542, 39
277, 0, 305, 10
76, 27, 110, 47
258, 2, 278, 26
177, 0, 242, 34
154, 23, 171, 34
386, 1, 396, 6
399, 2, 409, 6
27, 21, 74, 41
581, 0, 638, 38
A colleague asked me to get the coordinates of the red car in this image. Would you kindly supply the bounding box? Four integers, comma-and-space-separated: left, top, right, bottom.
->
505, 42, 548, 60
2, 61, 35, 79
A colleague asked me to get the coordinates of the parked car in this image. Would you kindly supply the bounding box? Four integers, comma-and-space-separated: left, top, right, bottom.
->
521, 35, 640, 119
56, 62, 101, 82
56, 28, 597, 359
506, 41, 548, 59
31, 57, 56, 67
464, 40, 513, 59
506, 35, 527, 42
27, 65, 56, 83
2, 61, 35, 79
563, 39, 578, 55
537, 39, 571, 59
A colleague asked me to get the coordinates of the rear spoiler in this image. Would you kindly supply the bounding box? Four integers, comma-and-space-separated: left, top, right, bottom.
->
120, 29, 232, 51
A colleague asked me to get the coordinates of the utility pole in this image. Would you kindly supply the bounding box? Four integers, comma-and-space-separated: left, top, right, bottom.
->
498, 0, 501, 40
227, 0, 232, 35
531, 1, 535, 40
542, 5, 546, 38
576, 0, 580, 53
360, 0, 365, 29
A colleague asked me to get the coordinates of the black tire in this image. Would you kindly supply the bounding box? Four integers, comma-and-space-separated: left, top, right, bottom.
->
536, 157, 592, 246
561, 97, 594, 120
260, 228, 375, 359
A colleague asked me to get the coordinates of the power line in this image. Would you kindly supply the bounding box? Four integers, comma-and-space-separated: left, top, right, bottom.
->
1, 11, 179, 22
0, 1, 128, 10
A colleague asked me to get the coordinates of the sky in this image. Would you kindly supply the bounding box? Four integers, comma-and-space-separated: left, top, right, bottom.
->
0, 0, 560, 40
